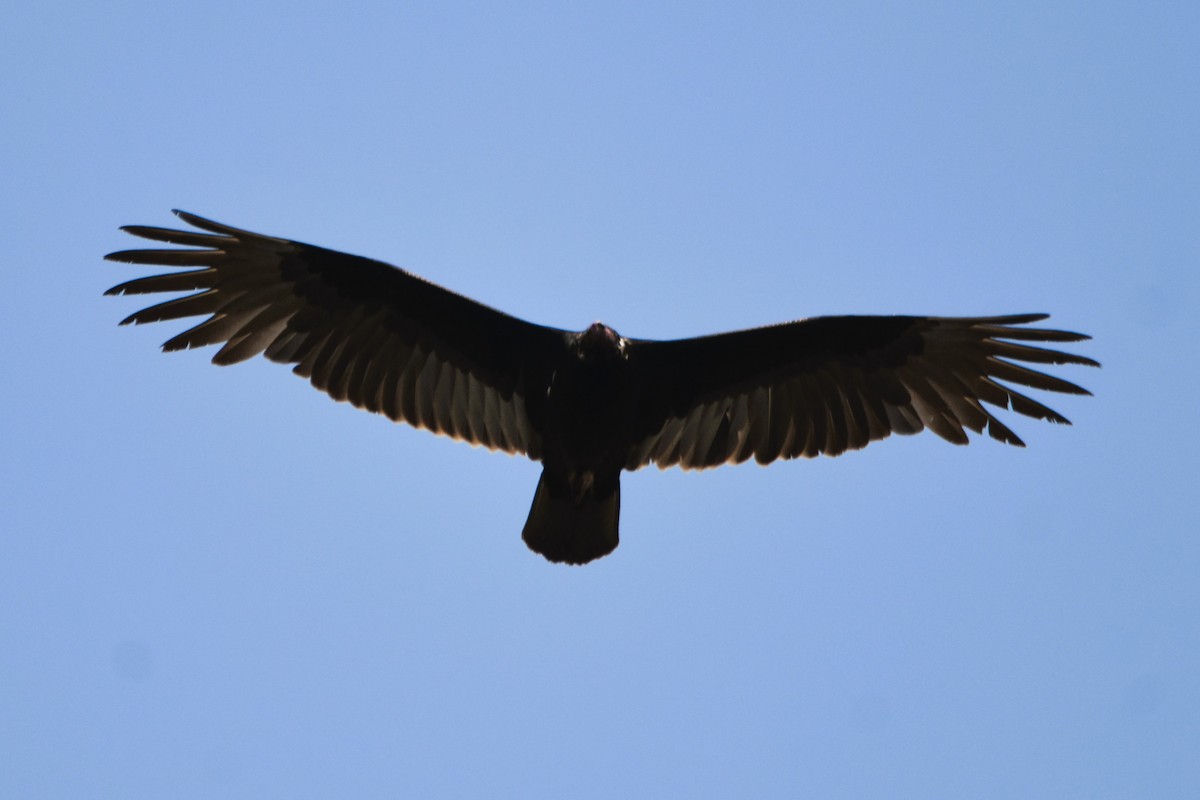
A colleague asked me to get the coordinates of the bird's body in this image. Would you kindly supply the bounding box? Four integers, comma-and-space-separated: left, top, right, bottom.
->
527, 322, 636, 562
106, 212, 1097, 564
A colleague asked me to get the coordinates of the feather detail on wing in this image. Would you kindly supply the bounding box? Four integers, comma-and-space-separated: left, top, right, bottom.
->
105, 211, 566, 458
625, 314, 1098, 470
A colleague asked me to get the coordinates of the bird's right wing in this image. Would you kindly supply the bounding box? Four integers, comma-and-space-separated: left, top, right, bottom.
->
106, 211, 568, 458
625, 314, 1098, 470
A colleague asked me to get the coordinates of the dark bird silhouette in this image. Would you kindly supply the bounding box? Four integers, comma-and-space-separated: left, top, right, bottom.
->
106, 212, 1098, 564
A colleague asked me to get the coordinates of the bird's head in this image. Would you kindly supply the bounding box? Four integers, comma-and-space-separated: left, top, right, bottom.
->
576, 321, 628, 361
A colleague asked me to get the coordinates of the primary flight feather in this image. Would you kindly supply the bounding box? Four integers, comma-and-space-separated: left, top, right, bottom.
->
106, 211, 1097, 564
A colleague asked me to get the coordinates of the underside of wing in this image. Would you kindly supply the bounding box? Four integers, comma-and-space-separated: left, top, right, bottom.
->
625, 314, 1098, 471
106, 211, 567, 458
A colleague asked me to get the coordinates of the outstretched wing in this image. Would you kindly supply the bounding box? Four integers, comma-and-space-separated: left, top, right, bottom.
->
106, 211, 567, 458
625, 314, 1097, 470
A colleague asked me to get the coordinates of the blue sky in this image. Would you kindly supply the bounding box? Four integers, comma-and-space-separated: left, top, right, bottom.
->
2, 2, 1197, 797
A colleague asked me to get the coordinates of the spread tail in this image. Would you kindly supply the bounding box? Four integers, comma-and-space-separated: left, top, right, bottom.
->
522, 470, 620, 565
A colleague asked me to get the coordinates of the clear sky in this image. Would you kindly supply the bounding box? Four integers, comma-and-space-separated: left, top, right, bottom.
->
3, 2, 1197, 798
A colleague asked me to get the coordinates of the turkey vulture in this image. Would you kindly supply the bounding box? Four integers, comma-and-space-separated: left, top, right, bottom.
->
106, 212, 1097, 564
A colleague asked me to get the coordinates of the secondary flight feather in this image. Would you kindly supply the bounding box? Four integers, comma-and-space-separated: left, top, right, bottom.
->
106, 211, 1098, 564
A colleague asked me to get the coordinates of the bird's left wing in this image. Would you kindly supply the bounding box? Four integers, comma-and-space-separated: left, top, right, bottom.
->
106, 211, 567, 458
624, 314, 1097, 470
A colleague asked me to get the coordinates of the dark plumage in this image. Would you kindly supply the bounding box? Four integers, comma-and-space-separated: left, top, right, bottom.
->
106, 211, 1098, 564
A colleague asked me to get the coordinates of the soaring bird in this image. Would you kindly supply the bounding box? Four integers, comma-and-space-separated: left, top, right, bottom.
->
106, 212, 1097, 564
